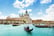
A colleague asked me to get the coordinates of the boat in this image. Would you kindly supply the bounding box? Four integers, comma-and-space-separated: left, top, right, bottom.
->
12, 24, 19, 26
33, 24, 50, 28
24, 26, 33, 32
35, 25, 49, 28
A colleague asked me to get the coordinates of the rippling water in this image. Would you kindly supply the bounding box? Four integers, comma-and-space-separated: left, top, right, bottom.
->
0, 24, 54, 36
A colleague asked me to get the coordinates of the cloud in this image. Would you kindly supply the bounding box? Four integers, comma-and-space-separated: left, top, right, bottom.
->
0, 12, 7, 19
0, 16, 7, 19
0, 12, 19, 19
18, 9, 26, 14
37, 12, 43, 15
31, 17, 40, 20
9, 13, 19, 18
38, 4, 54, 21
31, 4, 54, 21
13, 0, 35, 9
18, 9, 32, 14
45, 4, 54, 20
30, 13, 32, 16
27, 9, 32, 13
40, 0, 52, 4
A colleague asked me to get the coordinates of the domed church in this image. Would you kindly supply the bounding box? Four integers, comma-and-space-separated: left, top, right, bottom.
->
0, 10, 32, 24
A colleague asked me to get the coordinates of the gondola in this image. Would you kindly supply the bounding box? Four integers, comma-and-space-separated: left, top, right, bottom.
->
24, 27, 33, 32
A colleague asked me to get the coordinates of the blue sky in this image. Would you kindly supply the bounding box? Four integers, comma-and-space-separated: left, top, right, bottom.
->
0, 0, 54, 21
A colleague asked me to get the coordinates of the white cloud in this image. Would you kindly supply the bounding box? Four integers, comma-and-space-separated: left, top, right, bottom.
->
0, 12, 19, 19
45, 4, 54, 20
37, 12, 43, 15
31, 17, 37, 20
40, 0, 52, 4
0, 12, 20, 19
18, 9, 26, 14
0, 16, 7, 19
0, 12, 7, 19
30, 13, 32, 16
18, 9, 32, 14
10, 13, 19, 18
27, 9, 32, 13
37, 4, 54, 21
13, 0, 35, 9
31, 17, 40, 20
31, 4, 54, 21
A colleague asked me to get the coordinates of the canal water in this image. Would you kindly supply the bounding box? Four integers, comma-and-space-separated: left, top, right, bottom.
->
0, 24, 54, 36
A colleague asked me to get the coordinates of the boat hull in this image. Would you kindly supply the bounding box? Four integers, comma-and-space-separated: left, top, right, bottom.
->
24, 27, 33, 32
35, 25, 49, 28
12, 24, 19, 26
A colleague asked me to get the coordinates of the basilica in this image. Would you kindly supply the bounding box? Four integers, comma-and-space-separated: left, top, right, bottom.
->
0, 10, 32, 24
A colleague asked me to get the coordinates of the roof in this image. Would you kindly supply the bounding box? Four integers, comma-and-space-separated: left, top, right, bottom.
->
32, 20, 43, 22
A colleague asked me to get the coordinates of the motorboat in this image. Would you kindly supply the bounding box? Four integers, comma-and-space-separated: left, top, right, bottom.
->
24, 26, 33, 32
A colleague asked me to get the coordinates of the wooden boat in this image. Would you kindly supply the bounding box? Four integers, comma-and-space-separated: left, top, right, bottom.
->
12, 24, 19, 26
33, 24, 50, 28
24, 27, 33, 32
35, 25, 49, 28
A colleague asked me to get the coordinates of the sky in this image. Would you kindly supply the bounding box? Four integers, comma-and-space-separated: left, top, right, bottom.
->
0, 0, 54, 21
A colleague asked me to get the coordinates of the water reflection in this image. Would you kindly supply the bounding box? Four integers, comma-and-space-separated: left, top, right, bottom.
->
26, 32, 32, 36
52, 28, 54, 36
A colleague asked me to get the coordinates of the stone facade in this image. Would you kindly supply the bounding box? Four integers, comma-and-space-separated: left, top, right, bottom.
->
0, 10, 32, 24
32, 20, 54, 26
